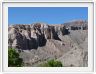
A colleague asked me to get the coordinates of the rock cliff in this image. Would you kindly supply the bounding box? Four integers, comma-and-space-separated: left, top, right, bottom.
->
8, 23, 69, 50
8, 20, 88, 67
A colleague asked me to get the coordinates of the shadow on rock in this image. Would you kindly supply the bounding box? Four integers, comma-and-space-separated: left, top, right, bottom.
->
37, 34, 47, 47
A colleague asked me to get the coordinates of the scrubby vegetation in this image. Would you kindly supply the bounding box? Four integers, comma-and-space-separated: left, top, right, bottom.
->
8, 48, 23, 67
39, 59, 63, 67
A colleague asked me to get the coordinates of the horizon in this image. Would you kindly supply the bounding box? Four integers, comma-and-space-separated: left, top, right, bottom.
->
8, 19, 88, 26
8, 7, 88, 25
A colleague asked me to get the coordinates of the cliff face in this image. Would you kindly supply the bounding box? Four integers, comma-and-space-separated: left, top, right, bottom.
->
8, 20, 88, 67
64, 20, 88, 30
8, 23, 69, 50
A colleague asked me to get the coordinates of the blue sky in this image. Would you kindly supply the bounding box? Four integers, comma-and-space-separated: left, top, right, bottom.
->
8, 7, 88, 25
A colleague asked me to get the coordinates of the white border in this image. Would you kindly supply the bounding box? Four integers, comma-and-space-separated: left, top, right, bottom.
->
0, 1, 2, 73
2, 2, 94, 73
2, 0, 94, 3
94, 1, 96, 72
3, 73, 94, 74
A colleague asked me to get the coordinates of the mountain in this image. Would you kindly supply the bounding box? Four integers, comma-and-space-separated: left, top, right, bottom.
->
8, 20, 88, 67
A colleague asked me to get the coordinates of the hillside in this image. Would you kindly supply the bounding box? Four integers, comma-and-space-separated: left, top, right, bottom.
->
8, 20, 88, 67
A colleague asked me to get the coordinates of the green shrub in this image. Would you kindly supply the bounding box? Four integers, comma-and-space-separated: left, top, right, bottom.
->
8, 48, 23, 67
39, 59, 63, 67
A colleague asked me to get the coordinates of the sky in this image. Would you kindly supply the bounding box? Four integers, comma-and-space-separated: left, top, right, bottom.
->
8, 7, 88, 25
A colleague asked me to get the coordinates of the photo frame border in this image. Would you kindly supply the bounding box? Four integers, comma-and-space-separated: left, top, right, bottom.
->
2, 2, 94, 73
2, 0, 94, 2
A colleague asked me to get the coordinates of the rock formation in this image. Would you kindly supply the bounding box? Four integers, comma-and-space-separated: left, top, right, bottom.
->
64, 20, 88, 30
8, 20, 88, 67
8, 23, 70, 50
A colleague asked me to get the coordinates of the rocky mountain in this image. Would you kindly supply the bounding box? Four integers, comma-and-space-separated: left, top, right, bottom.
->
8, 20, 88, 67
